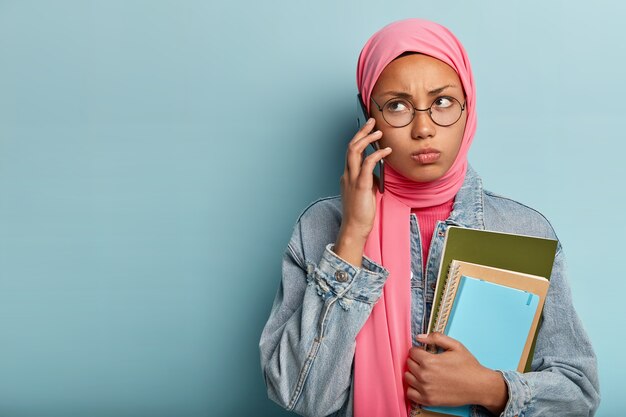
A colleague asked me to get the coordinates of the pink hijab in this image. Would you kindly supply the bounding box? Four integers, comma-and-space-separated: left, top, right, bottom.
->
353, 18, 477, 416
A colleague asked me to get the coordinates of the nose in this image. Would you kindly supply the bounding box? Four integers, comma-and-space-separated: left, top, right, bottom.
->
410, 109, 435, 140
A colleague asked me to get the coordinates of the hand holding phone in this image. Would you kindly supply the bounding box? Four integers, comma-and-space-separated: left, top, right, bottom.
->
336, 104, 392, 265
333, 108, 391, 267
356, 93, 385, 193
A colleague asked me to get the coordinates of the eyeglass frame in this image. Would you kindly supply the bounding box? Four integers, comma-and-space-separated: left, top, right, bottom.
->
369, 95, 467, 128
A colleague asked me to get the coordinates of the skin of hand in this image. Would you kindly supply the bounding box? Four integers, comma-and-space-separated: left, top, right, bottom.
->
334, 118, 392, 267
404, 332, 509, 415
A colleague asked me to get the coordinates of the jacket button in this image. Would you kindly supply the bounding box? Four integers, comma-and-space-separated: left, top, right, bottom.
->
335, 270, 349, 282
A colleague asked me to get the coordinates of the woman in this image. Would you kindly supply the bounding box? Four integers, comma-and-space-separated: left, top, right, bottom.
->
259, 18, 600, 417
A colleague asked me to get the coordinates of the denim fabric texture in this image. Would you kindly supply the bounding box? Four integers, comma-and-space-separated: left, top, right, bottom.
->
259, 165, 600, 417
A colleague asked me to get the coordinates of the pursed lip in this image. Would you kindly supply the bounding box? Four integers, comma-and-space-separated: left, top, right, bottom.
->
411, 147, 441, 156
411, 148, 441, 164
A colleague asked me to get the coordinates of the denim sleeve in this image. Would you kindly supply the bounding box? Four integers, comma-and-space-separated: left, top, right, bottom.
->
259, 223, 389, 417
475, 245, 600, 417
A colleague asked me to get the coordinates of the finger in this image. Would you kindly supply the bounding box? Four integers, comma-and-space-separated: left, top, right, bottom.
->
346, 130, 383, 180
346, 118, 377, 167
404, 371, 420, 389
353, 129, 383, 153
406, 357, 421, 376
349, 117, 376, 145
408, 346, 430, 364
406, 386, 424, 405
416, 332, 462, 351
358, 147, 391, 185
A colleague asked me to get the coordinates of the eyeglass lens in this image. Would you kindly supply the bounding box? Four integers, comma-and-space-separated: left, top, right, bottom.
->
382, 97, 463, 127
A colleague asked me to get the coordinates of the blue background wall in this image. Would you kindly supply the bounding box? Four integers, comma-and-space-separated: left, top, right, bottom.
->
0, 1, 623, 416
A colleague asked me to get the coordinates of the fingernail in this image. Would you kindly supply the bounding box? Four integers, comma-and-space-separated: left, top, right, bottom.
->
416, 334, 427, 340
367, 118, 374, 124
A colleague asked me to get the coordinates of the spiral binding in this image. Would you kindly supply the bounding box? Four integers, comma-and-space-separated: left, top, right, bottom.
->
433, 260, 462, 334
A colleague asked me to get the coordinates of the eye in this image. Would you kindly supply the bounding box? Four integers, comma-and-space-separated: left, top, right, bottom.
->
433, 96, 454, 108
385, 99, 411, 113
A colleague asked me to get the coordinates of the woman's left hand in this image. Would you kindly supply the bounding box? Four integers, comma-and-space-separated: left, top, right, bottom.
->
404, 332, 508, 413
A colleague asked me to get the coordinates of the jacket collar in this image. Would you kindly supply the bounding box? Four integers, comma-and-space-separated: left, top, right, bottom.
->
445, 164, 485, 230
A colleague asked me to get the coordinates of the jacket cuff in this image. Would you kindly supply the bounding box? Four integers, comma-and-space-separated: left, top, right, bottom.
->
313, 243, 389, 304
497, 370, 532, 417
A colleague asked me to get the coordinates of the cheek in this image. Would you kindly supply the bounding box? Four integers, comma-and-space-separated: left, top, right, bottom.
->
378, 127, 409, 149
454, 129, 465, 152
450, 118, 468, 155
377, 132, 395, 150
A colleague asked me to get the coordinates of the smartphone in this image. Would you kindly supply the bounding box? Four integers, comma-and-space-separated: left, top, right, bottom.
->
356, 93, 384, 193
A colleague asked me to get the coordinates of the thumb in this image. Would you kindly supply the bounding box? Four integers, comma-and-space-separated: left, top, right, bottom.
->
416, 332, 461, 351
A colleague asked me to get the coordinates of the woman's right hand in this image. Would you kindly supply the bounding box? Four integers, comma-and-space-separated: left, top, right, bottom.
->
333, 118, 392, 267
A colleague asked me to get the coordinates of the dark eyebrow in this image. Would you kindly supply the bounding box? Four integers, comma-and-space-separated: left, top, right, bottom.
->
380, 85, 460, 98
380, 91, 413, 99
427, 84, 459, 96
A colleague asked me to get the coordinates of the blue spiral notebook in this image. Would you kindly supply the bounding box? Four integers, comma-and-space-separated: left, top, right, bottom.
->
422, 273, 541, 417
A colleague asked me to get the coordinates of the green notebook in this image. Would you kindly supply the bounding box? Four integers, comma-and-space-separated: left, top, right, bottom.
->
427, 226, 558, 372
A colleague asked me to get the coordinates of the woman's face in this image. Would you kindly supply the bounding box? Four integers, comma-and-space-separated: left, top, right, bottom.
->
370, 53, 467, 183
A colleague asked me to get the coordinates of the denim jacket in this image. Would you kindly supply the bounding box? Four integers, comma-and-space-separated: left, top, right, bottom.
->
259, 166, 600, 417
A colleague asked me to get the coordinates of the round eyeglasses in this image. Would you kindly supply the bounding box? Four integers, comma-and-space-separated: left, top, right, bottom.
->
370, 95, 466, 128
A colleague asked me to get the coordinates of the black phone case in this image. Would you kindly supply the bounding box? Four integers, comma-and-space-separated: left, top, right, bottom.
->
356, 93, 384, 193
